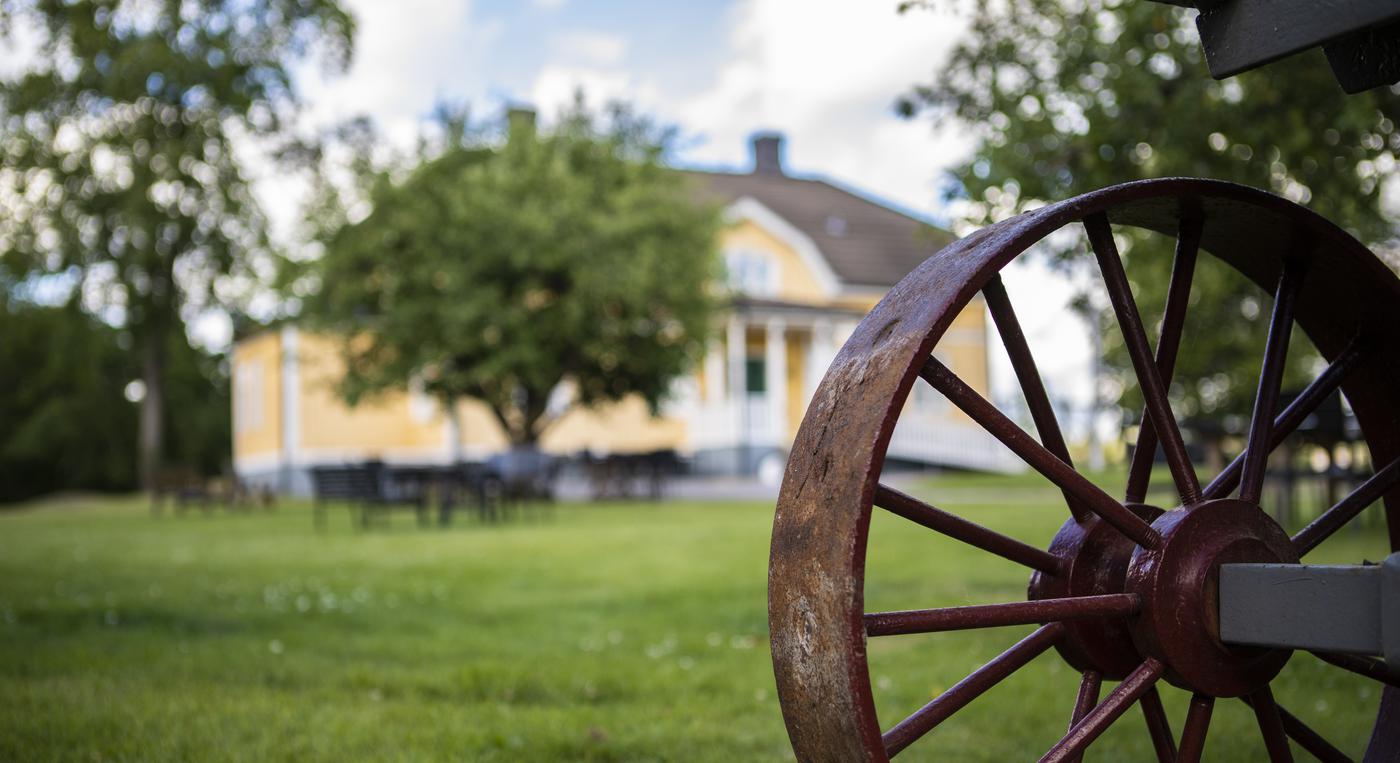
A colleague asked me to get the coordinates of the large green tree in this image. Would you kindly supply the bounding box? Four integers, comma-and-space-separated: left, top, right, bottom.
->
900, 0, 1400, 436
303, 105, 723, 449
0, 0, 354, 488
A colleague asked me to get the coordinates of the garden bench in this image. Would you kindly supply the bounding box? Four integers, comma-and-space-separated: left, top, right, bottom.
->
584, 450, 680, 501
310, 462, 429, 530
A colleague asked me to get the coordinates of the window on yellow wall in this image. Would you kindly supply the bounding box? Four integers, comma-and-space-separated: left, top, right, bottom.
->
725, 250, 777, 296
234, 361, 264, 433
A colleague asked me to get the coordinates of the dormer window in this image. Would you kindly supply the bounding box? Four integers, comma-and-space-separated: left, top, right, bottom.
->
725, 250, 777, 296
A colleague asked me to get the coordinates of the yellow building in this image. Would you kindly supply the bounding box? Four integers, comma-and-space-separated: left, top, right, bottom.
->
231, 133, 1017, 494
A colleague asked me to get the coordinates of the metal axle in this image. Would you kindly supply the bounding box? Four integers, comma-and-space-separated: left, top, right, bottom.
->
1220, 552, 1400, 670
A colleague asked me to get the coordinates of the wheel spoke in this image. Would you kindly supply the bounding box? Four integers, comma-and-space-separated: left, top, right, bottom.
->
985, 274, 1089, 521
1203, 335, 1369, 500
921, 357, 1161, 549
1125, 212, 1202, 504
1279, 711, 1353, 763
1292, 456, 1400, 555
1085, 213, 1201, 506
874, 483, 1062, 574
1177, 693, 1215, 763
1239, 261, 1308, 505
1249, 686, 1295, 763
882, 623, 1063, 758
1240, 694, 1354, 763
1312, 650, 1400, 689
1140, 686, 1178, 763
866, 594, 1139, 637
1063, 671, 1102, 763
1040, 658, 1165, 763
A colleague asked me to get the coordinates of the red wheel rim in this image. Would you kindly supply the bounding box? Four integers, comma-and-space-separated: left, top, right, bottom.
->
769, 178, 1400, 761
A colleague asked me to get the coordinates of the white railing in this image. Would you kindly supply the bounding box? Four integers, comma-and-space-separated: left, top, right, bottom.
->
684, 395, 1019, 474
886, 416, 1025, 473
685, 394, 781, 451
744, 395, 777, 445
687, 399, 740, 451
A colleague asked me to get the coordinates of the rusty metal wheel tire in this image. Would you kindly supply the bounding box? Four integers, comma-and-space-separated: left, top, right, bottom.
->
769, 178, 1400, 761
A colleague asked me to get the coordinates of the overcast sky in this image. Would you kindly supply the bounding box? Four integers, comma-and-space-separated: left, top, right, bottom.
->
280, 0, 969, 218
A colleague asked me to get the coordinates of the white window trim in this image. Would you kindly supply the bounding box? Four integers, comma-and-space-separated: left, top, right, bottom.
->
724, 197, 842, 297
234, 361, 265, 433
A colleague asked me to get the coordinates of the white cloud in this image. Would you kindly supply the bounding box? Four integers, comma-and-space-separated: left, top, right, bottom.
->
552, 31, 628, 67
520, 1, 971, 216
529, 65, 660, 118
300, 0, 499, 132
253, 0, 503, 251
671, 0, 972, 215
533, 0, 568, 9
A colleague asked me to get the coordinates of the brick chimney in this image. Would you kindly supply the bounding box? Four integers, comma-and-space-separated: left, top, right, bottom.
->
751, 132, 784, 176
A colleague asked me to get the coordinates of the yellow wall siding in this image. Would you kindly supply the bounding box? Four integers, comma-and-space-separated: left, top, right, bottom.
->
786, 331, 807, 442
745, 327, 764, 356
449, 399, 512, 454
296, 334, 449, 456
541, 395, 686, 455
722, 220, 828, 303
945, 297, 990, 396
232, 331, 283, 460
834, 292, 884, 313
901, 297, 989, 427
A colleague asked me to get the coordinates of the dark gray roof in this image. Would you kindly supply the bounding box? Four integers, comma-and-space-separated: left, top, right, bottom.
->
732, 296, 867, 318
684, 169, 955, 288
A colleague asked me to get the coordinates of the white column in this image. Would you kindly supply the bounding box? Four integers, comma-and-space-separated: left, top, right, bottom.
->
445, 401, 464, 464
766, 319, 787, 445
727, 317, 747, 443
279, 325, 301, 494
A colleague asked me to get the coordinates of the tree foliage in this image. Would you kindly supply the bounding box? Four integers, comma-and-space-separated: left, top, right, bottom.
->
0, 0, 353, 486
0, 295, 229, 503
901, 0, 1400, 427
0, 297, 136, 502
303, 105, 723, 447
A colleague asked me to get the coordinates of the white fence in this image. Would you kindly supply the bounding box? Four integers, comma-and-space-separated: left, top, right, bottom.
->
685, 393, 1023, 474
886, 416, 1025, 473
686, 395, 780, 451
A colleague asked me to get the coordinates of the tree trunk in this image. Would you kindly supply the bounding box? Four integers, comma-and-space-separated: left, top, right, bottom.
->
444, 398, 464, 463
487, 384, 549, 448
138, 334, 166, 492
509, 422, 540, 449
1205, 436, 1226, 476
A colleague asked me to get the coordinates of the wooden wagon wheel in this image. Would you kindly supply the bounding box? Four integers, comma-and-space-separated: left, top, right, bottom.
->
769, 178, 1400, 761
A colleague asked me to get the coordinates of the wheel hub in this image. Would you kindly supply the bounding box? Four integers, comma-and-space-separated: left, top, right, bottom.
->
1125, 499, 1300, 697
1030, 507, 1161, 680
1035, 499, 1302, 697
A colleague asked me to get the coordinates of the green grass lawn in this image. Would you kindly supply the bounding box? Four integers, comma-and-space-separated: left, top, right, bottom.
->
0, 472, 1389, 761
